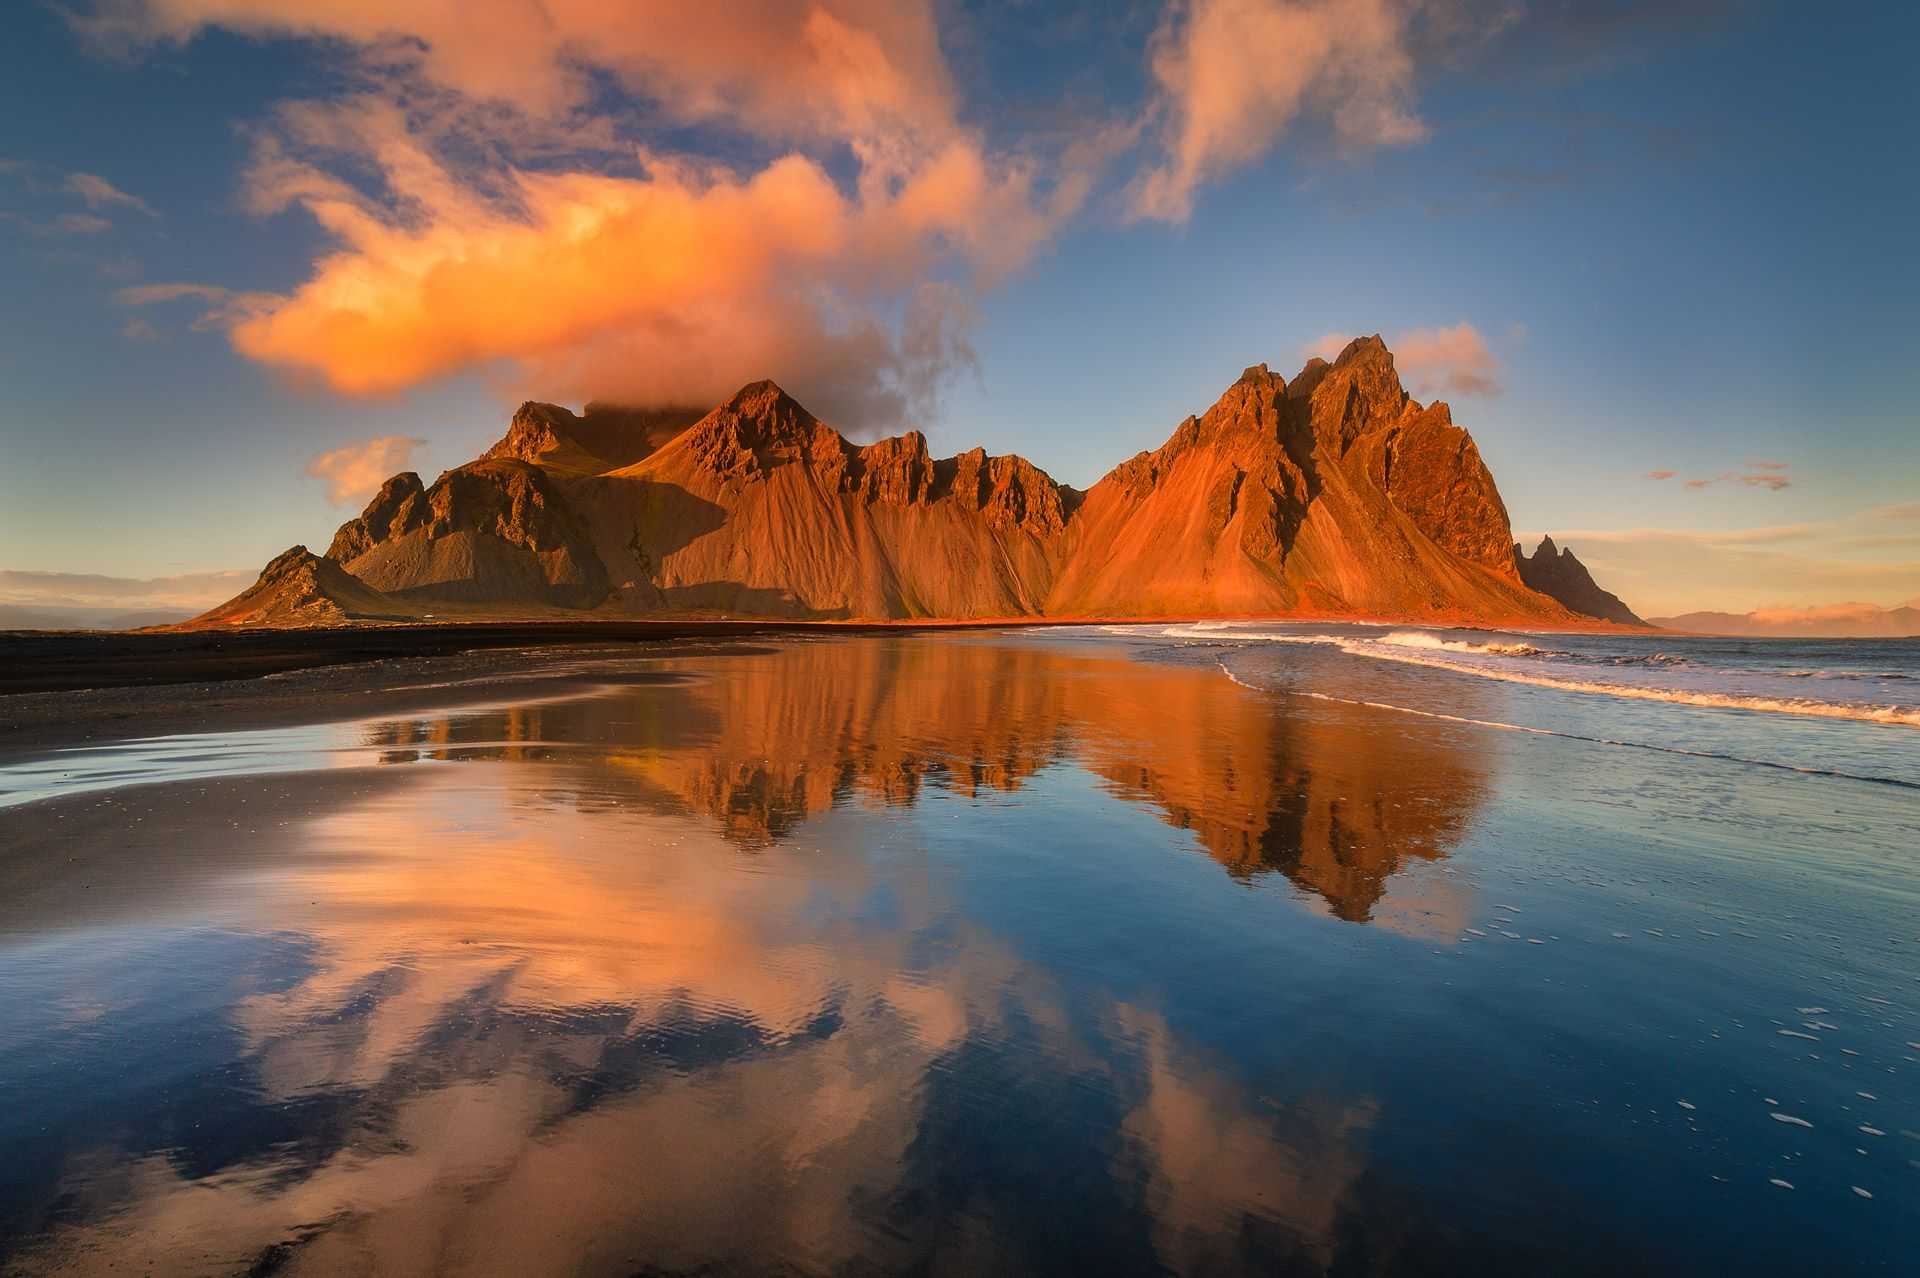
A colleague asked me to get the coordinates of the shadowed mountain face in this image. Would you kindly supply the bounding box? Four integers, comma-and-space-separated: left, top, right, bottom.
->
1515, 536, 1644, 626
193, 337, 1620, 627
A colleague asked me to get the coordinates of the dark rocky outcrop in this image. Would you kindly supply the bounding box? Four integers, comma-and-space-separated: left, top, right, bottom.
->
186, 546, 410, 627
329, 459, 609, 609
1515, 536, 1643, 625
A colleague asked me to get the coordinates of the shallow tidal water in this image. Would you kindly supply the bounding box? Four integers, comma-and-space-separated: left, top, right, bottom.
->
1, 630, 1916, 1275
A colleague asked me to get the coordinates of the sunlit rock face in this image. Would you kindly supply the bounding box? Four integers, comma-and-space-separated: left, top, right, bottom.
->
1050, 337, 1548, 620
194, 338, 1613, 626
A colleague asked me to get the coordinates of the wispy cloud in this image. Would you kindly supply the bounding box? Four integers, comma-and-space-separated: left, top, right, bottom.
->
1645, 469, 1676, 480
115, 281, 278, 330
1131, 0, 1430, 222
1681, 466, 1792, 492
305, 435, 428, 505
0, 210, 112, 236
63, 172, 156, 216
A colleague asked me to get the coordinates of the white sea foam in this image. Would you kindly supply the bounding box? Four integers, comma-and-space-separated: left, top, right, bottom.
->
1378, 630, 1542, 657
1264, 684, 1919, 791
1161, 623, 1920, 729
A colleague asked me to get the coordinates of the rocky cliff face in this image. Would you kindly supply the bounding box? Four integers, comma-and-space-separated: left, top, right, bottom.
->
579, 381, 1075, 617
195, 337, 1635, 627
1515, 536, 1644, 625
1047, 337, 1553, 620
328, 459, 608, 609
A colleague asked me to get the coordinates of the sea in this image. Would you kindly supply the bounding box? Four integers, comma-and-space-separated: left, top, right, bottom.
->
0, 624, 1915, 1274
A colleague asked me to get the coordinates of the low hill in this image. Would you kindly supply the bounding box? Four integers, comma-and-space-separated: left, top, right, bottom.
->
1651, 601, 1920, 638
185, 547, 420, 627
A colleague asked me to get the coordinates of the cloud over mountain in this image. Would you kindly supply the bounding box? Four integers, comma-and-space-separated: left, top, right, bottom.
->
78, 1, 1090, 432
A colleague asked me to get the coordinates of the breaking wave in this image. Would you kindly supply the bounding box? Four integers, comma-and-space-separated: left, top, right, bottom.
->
1379, 630, 1542, 657
1116, 624, 1920, 729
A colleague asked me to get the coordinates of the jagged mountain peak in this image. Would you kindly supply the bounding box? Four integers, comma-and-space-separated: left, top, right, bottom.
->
199, 338, 1642, 628
1516, 535, 1643, 626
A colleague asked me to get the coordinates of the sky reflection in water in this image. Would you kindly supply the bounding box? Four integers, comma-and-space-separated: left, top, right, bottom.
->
0, 634, 1915, 1275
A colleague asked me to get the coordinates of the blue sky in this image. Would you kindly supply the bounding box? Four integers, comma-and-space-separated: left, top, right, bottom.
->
2, 1, 1915, 617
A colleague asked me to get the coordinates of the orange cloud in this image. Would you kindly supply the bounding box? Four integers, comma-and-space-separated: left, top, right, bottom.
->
91, 1, 960, 143
1683, 467, 1793, 492
1393, 321, 1501, 396
222, 116, 1064, 427
1303, 321, 1501, 397
1133, 0, 1428, 221
84, 2, 1088, 430
1646, 469, 1677, 480
305, 434, 426, 505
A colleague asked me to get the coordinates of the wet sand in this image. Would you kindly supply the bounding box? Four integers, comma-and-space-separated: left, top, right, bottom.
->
0, 619, 1057, 695
0, 621, 1071, 755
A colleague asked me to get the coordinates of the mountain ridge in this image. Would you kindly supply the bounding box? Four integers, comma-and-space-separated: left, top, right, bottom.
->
186, 338, 1642, 630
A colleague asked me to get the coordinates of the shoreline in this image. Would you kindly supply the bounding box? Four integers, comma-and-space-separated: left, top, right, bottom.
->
0, 612, 1655, 698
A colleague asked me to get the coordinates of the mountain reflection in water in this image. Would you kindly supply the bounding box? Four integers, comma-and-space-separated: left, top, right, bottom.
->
61, 632, 1920, 1273
0, 636, 1504, 1276
359, 637, 1489, 923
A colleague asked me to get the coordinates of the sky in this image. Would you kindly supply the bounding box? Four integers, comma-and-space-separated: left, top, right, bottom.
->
1, 0, 1916, 619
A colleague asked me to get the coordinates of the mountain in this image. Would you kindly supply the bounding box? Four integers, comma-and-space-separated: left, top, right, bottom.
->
1514, 535, 1644, 626
1650, 602, 1920, 638
1048, 341, 1550, 619
192, 337, 1637, 628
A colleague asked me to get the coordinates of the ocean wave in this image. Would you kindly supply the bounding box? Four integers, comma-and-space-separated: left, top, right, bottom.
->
1140, 624, 1920, 729
1344, 642, 1920, 728
1260, 678, 1920, 790
1379, 630, 1542, 657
